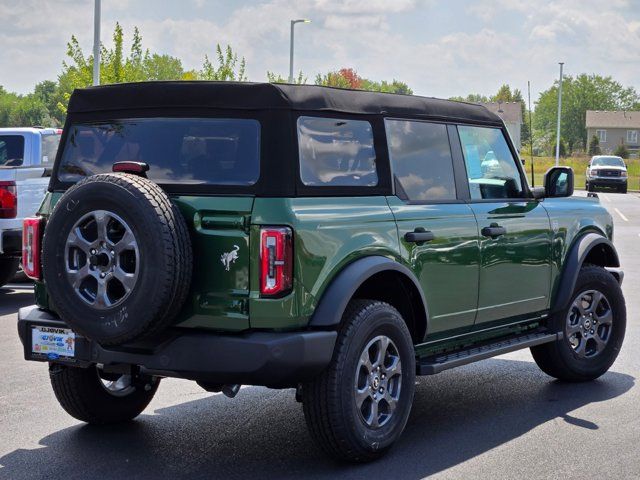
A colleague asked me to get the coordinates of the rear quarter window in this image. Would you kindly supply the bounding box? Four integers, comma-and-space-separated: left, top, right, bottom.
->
58, 118, 260, 185
297, 116, 378, 187
41, 133, 61, 163
0, 135, 25, 167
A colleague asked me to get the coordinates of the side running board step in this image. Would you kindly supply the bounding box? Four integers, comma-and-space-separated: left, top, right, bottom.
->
417, 331, 562, 375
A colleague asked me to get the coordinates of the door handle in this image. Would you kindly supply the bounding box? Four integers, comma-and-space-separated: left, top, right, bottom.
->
404, 229, 435, 244
481, 224, 507, 239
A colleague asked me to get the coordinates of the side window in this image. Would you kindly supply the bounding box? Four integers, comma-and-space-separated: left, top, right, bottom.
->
0, 135, 25, 167
297, 116, 378, 187
458, 126, 524, 200
385, 119, 456, 201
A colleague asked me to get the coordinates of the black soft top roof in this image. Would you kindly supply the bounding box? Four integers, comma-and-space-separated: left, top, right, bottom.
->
67, 81, 502, 125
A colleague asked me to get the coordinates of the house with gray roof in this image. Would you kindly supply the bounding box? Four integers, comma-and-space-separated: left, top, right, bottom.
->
478, 102, 523, 151
586, 110, 640, 157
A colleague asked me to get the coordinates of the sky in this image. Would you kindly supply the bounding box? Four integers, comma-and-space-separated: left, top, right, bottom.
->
1, 0, 639, 102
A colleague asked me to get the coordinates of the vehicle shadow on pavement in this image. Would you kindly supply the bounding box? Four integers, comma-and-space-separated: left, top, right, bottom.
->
0, 287, 34, 316
0, 358, 634, 480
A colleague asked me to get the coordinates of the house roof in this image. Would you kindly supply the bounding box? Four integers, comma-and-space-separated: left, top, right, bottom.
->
66, 81, 502, 126
477, 102, 523, 124
586, 110, 640, 129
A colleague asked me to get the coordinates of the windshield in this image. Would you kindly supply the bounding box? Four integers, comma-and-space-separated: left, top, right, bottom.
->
58, 118, 261, 185
0, 135, 25, 167
592, 157, 625, 167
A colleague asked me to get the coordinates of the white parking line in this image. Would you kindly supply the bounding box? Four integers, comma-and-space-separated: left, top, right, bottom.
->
600, 193, 611, 202
614, 208, 629, 222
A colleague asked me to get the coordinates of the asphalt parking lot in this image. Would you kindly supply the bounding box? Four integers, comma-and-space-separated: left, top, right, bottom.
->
0, 192, 639, 480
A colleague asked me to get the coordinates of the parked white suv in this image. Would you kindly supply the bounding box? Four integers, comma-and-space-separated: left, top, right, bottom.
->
585, 155, 628, 193
0, 127, 61, 287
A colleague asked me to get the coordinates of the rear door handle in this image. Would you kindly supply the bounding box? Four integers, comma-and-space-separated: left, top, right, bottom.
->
404, 229, 435, 244
481, 224, 507, 239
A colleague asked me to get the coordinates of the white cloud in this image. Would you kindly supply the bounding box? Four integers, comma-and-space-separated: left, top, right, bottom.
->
0, 0, 638, 104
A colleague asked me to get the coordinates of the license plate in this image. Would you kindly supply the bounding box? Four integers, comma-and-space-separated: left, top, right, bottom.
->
31, 326, 76, 360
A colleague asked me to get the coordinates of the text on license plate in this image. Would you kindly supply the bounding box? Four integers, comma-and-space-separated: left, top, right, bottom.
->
31, 326, 75, 359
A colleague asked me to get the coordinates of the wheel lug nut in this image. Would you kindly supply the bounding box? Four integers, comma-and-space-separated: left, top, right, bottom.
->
90, 249, 96, 255
100, 273, 106, 278
379, 388, 383, 393
590, 330, 594, 334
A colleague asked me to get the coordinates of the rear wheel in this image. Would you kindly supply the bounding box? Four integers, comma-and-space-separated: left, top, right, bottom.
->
49, 364, 159, 424
303, 300, 415, 462
531, 264, 625, 381
0, 257, 20, 288
620, 185, 628, 194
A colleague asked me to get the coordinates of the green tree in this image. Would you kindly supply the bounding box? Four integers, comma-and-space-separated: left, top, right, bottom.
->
449, 93, 489, 103
588, 135, 601, 155
534, 74, 640, 153
198, 44, 246, 81
614, 144, 629, 159
266, 71, 306, 84
314, 68, 413, 94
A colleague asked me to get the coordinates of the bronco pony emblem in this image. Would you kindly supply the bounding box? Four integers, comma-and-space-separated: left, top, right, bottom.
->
220, 245, 240, 271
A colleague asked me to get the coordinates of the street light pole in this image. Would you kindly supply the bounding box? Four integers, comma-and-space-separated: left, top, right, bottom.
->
289, 19, 310, 83
555, 62, 564, 166
93, 0, 101, 86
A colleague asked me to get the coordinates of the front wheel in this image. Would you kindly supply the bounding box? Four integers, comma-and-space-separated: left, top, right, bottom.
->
303, 300, 416, 462
49, 364, 159, 424
0, 257, 20, 288
531, 264, 626, 381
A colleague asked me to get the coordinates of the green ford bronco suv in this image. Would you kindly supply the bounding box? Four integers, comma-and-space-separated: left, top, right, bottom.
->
18, 82, 625, 462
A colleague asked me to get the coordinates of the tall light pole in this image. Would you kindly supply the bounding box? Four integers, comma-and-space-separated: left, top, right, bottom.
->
289, 19, 310, 83
555, 62, 564, 166
93, 0, 101, 86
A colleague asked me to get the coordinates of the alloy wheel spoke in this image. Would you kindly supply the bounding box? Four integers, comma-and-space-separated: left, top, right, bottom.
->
587, 291, 603, 314
373, 336, 389, 368
566, 322, 582, 337
593, 335, 607, 353
356, 387, 372, 409
384, 356, 402, 379
115, 230, 137, 254
68, 264, 92, 289
93, 211, 111, 244
384, 390, 398, 411
67, 227, 94, 253
94, 280, 111, 308
595, 307, 613, 326
113, 267, 136, 292
369, 399, 380, 428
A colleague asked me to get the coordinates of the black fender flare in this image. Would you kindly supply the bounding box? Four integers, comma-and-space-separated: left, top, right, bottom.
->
551, 233, 621, 313
308, 255, 429, 329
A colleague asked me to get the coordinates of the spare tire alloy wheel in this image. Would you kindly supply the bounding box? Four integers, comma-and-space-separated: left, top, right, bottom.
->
42, 173, 193, 346
566, 289, 612, 358
65, 210, 139, 309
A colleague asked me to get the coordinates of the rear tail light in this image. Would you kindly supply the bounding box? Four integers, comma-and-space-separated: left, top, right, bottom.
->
22, 217, 44, 280
0, 181, 17, 218
260, 227, 293, 297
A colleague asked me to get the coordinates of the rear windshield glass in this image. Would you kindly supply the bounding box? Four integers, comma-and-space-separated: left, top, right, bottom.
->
0, 135, 25, 167
592, 157, 625, 167
297, 116, 378, 187
58, 118, 260, 185
41, 133, 61, 163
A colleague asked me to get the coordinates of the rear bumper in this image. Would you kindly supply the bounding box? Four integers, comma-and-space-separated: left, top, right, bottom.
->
17, 305, 337, 387
0, 229, 21, 256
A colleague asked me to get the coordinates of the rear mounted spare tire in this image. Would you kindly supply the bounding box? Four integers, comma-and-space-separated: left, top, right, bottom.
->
42, 173, 192, 345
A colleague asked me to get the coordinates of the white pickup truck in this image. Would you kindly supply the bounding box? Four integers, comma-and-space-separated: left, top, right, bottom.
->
0, 127, 61, 287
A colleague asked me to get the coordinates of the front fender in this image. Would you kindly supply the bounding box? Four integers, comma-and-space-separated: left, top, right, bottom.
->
551, 233, 620, 313
308, 256, 428, 328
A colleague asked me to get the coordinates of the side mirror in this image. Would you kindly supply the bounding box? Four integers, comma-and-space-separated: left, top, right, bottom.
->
544, 166, 574, 198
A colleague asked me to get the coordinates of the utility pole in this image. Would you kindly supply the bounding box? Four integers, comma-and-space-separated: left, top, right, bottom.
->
528, 80, 534, 186
93, 0, 101, 86
555, 62, 564, 166
289, 19, 310, 83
